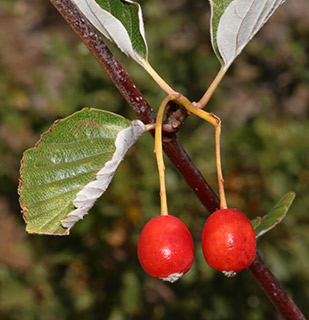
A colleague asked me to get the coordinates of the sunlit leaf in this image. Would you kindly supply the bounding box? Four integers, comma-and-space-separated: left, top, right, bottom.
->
18, 108, 146, 235
251, 192, 295, 238
209, 0, 285, 68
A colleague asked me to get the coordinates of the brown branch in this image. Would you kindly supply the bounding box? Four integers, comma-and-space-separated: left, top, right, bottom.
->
249, 253, 306, 320
49, 1, 306, 319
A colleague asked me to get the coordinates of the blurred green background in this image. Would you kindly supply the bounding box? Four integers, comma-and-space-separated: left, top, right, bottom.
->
0, 0, 308, 319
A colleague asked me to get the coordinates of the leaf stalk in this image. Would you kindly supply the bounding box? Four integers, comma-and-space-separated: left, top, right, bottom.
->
196, 67, 227, 109
143, 62, 178, 95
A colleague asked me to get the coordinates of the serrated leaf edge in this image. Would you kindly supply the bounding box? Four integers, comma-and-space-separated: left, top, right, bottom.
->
18, 120, 72, 236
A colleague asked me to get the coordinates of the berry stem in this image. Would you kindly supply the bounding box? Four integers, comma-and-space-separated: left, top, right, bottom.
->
155, 95, 178, 216
177, 96, 227, 209
215, 123, 227, 209
196, 67, 227, 109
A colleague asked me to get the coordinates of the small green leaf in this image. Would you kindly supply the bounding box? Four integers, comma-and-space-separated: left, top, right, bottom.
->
18, 108, 146, 235
251, 192, 296, 238
72, 0, 148, 64
209, 0, 285, 69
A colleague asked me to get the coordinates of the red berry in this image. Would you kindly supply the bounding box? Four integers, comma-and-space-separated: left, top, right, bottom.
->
202, 208, 256, 276
138, 215, 194, 283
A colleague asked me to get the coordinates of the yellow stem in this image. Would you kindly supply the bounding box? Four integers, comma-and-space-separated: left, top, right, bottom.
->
155, 95, 177, 216
215, 123, 227, 209
143, 62, 178, 96
145, 123, 156, 131
177, 96, 227, 209
196, 67, 227, 109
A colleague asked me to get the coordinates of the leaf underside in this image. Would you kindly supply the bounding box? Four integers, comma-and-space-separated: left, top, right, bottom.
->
251, 192, 295, 238
72, 0, 148, 63
96, 0, 147, 58
210, 0, 285, 68
18, 108, 144, 235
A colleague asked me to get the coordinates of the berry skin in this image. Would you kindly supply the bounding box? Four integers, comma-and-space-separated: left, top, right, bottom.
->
202, 209, 256, 276
138, 215, 194, 283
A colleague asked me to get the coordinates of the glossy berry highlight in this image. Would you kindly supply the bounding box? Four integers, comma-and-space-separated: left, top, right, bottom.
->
202, 208, 256, 276
138, 215, 194, 283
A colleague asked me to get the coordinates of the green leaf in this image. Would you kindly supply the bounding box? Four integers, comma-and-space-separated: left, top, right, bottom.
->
72, 0, 148, 64
209, 0, 285, 69
251, 192, 296, 238
18, 108, 146, 235
209, 0, 233, 66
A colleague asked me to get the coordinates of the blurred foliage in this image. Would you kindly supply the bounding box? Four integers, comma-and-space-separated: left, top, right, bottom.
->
0, 0, 308, 319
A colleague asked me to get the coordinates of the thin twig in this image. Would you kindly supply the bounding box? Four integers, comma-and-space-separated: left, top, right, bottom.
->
49, 1, 306, 319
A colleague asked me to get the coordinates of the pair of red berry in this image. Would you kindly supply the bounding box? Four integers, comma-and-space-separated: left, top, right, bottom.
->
138, 209, 256, 282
